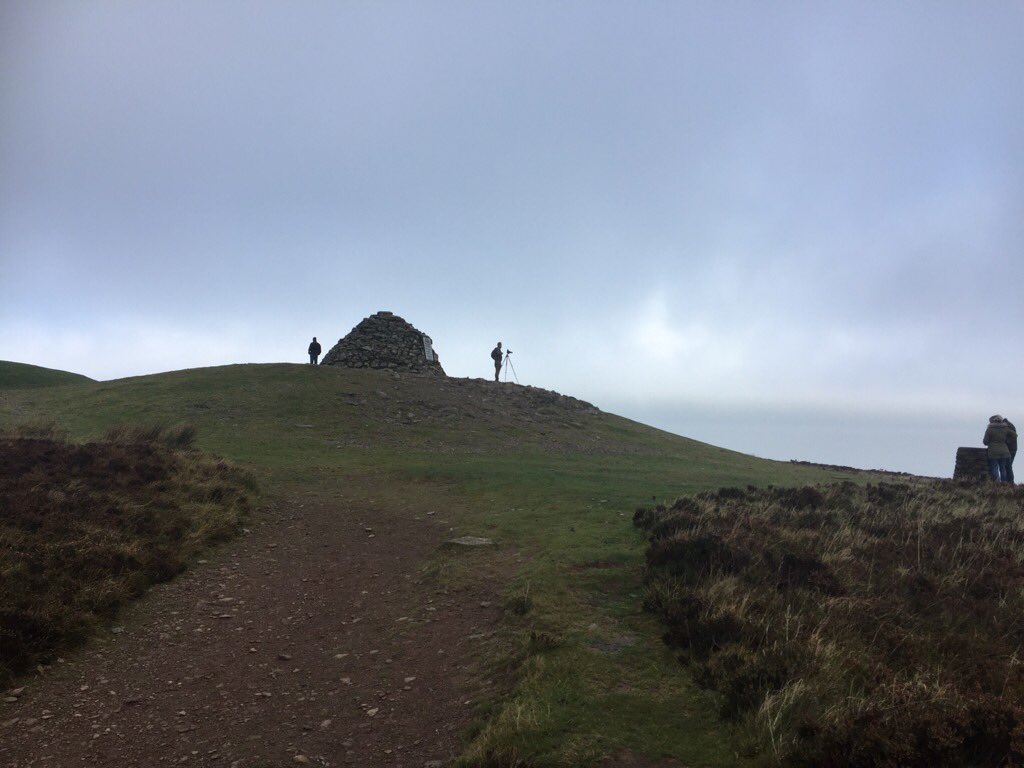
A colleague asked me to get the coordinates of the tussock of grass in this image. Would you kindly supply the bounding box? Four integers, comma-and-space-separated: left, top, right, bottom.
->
0, 425, 254, 686
636, 481, 1024, 767
103, 422, 198, 449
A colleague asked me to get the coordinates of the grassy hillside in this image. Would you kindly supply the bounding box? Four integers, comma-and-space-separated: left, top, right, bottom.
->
0, 360, 94, 389
0, 363, 875, 766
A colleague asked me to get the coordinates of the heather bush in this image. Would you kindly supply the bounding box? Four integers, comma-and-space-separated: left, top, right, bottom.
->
0, 428, 254, 686
636, 482, 1024, 766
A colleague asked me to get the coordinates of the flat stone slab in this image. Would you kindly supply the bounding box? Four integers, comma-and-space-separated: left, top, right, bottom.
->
446, 536, 494, 547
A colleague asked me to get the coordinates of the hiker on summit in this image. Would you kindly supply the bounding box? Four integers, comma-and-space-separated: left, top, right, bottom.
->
491, 342, 503, 382
983, 415, 1016, 482
308, 337, 321, 365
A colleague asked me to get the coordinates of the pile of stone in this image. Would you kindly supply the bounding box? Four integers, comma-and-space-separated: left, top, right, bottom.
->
953, 447, 989, 481
321, 311, 446, 376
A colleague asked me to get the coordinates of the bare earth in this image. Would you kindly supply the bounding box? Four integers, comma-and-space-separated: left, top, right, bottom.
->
0, 497, 501, 768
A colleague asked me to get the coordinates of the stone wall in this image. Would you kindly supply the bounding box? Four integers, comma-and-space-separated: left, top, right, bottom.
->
953, 447, 989, 481
321, 311, 446, 376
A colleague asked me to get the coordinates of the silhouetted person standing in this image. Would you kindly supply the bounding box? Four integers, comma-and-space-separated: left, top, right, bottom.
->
308, 337, 321, 365
491, 342, 503, 382
1005, 418, 1017, 483
983, 415, 1016, 482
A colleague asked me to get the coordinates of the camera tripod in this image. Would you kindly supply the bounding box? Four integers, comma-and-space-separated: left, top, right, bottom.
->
502, 350, 519, 384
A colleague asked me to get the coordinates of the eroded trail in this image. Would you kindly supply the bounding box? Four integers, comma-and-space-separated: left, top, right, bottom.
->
1, 496, 500, 767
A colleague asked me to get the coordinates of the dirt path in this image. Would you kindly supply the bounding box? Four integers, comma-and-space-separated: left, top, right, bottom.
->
0, 494, 502, 767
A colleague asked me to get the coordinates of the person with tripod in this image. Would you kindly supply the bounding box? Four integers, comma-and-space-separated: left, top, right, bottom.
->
490, 342, 503, 382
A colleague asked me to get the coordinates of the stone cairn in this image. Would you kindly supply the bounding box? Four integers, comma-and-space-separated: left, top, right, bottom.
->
320, 311, 446, 376
953, 447, 989, 481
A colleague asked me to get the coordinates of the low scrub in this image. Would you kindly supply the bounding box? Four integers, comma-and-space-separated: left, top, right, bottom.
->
635, 481, 1024, 767
0, 425, 254, 686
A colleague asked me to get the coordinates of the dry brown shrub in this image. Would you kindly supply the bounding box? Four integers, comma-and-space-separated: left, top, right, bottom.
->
636, 482, 1024, 766
0, 429, 254, 686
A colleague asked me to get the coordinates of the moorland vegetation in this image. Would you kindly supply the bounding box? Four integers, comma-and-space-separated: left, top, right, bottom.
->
0, 423, 254, 686
4, 360, 1020, 766
636, 482, 1024, 767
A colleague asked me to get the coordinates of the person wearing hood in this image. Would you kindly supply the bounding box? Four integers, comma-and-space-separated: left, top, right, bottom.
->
308, 337, 321, 365
983, 415, 1016, 482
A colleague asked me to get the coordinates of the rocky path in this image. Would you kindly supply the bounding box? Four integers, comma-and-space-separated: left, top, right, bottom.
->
0, 495, 501, 767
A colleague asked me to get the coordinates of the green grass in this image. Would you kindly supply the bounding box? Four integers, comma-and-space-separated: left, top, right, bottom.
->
0, 363, 878, 766
0, 360, 94, 389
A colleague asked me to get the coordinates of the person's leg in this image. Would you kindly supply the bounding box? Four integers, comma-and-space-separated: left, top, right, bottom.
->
1008, 454, 1015, 484
1000, 457, 1012, 482
989, 458, 1002, 481
494, 363, 500, 382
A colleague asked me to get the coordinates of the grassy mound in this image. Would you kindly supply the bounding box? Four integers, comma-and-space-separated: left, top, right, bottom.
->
0, 360, 93, 389
0, 363, 880, 765
0, 425, 254, 686
636, 482, 1024, 766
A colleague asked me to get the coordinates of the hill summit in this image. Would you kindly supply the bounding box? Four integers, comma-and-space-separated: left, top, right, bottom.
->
321, 311, 445, 376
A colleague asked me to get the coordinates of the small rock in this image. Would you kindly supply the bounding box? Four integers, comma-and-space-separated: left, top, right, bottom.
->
320, 719, 332, 729
366, 708, 378, 717
446, 536, 493, 547
293, 756, 309, 764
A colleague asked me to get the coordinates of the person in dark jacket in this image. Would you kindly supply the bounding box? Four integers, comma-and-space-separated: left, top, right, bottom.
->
1005, 418, 1017, 483
490, 342, 503, 382
983, 415, 1016, 482
308, 337, 321, 365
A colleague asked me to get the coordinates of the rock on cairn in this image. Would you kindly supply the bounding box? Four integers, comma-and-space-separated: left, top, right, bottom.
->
321, 311, 446, 376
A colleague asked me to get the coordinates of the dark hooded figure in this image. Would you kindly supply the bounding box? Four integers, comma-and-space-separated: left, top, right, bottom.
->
490, 342, 503, 382
308, 337, 321, 365
983, 415, 1016, 482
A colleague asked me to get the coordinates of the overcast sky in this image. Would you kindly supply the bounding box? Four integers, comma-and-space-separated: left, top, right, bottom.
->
2, 2, 1022, 477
